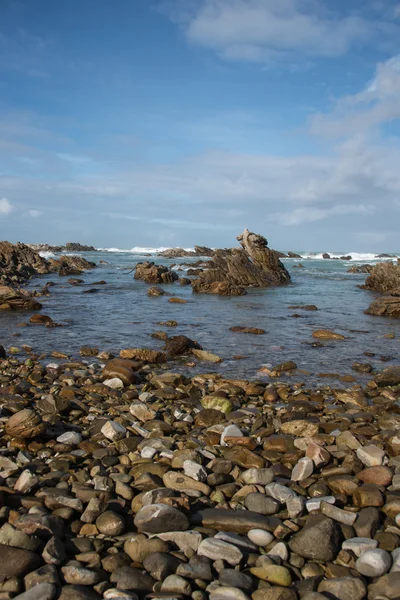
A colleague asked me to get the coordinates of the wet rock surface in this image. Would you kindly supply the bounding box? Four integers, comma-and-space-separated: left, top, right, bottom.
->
0, 347, 399, 600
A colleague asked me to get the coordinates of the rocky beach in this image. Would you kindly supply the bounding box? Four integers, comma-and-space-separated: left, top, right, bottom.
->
1, 232, 400, 600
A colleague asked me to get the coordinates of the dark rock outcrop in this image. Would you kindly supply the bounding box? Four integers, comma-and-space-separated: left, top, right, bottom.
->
134, 262, 178, 284
191, 229, 290, 295
29, 242, 97, 252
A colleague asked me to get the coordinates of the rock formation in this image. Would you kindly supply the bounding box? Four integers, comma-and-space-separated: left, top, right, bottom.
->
363, 261, 400, 318
191, 229, 291, 295
29, 242, 97, 252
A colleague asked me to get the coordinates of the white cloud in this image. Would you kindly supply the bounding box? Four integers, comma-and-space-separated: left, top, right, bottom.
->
0, 197, 13, 215
310, 55, 400, 136
27, 209, 42, 217
168, 0, 399, 63
272, 203, 373, 226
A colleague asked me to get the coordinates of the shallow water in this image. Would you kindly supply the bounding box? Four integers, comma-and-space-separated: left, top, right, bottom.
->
1, 250, 399, 386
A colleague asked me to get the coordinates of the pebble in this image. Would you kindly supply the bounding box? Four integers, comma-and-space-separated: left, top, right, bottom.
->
355, 548, 392, 577
291, 457, 314, 481
56, 431, 82, 446
247, 529, 274, 547
100, 421, 126, 441
356, 445, 386, 467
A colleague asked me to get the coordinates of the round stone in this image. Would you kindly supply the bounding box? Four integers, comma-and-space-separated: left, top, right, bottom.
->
355, 548, 392, 577
95, 511, 125, 536
247, 529, 274, 547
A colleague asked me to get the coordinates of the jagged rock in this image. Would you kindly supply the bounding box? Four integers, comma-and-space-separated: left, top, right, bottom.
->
48, 255, 96, 276
363, 261, 400, 293
134, 262, 178, 284
0, 241, 50, 286
191, 229, 290, 295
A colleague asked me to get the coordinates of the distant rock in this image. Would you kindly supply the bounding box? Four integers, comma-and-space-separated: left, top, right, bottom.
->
348, 264, 373, 273
158, 246, 214, 258
322, 253, 331, 259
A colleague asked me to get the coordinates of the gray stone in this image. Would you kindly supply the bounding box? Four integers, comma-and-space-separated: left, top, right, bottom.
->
110, 566, 155, 592
134, 504, 189, 534
198, 538, 243, 566
160, 574, 191, 596
342, 537, 378, 557
291, 457, 314, 481
14, 583, 56, 600
58, 585, 102, 600
244, 493, 279, 515
61, 566, 101, 586
241, 468, 274, 486
142, 552, 181, 581
318, 577, 366, 600
0, 544, 41, 582
219, 570, 253, 592
368, 572, 400, 599
247, 529, 274, 547
355, 548, 392, 577
42, 536, 66, 565
0, 523, 42, 552
288, 515, 341, 562
210, 587, 251, 600
265, 483, 297, 503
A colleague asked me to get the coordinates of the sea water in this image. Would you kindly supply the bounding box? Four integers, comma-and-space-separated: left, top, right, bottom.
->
1, 249, 399, 386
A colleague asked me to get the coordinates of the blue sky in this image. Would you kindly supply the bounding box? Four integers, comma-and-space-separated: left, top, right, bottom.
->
1, 0, 400, 250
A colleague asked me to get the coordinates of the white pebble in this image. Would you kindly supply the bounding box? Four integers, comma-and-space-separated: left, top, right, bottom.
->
247, 529, 274, 547
356, 548, 392, 577
101, 421, 126, 441
56, 431, 82, 446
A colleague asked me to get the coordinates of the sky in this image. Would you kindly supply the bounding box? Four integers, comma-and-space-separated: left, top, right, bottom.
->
1, 0, 400, 251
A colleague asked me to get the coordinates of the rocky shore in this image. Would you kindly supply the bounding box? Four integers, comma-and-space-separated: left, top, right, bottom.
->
0, 346, 399, 600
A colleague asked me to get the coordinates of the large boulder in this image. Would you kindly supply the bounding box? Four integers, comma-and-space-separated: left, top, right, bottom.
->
134, 262, 178, 284
191, 229, 290, 295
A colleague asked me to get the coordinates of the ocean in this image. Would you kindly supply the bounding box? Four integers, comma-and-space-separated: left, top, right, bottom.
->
1, 249, 399, 386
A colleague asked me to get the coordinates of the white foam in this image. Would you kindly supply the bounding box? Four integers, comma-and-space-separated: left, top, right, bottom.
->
39, 251, 57, 259
98, 246, 194, 254
295, 252, 399, 261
